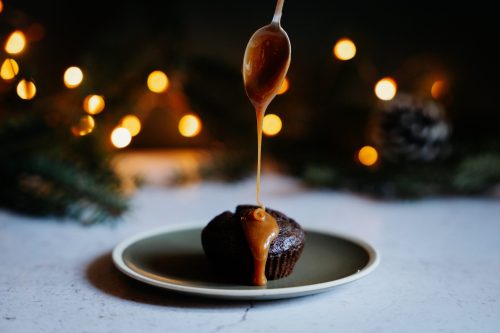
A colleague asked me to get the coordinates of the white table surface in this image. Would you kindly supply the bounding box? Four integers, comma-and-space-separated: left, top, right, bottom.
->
1, 175, 500, 333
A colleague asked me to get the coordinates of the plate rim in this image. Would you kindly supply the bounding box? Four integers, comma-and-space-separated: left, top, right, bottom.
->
112, 223, 380, 298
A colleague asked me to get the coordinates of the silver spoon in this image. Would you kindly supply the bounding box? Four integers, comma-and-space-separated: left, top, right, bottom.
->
243, 0, 291, 111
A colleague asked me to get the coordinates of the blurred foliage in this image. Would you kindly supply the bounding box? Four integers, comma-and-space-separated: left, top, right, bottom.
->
1, 0, 499, 226
0, 114, 128, 223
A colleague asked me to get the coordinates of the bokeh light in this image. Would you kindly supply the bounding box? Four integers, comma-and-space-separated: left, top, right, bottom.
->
333, 38, 356, 61
431, 80, 445, 99
178, 114, 202, 138
147, 70, 169, 93
263, 114, 283, 136
16, 79, 36, 100
63, 66, 83, 88
71, 115, 95, 136
4, 30, 26, 55
1, 58, 19, 80
120, 115, 142, 136
358, 145, 379, 166
374, 77, 397, 101
277, 77, 289, 95
111, 127, 132, 148
83, 95, 105, 115
0, 1, 3, 13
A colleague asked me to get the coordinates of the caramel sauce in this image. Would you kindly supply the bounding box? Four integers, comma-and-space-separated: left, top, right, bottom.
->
241, 208, 280, 286
243, 13, 291, 209
240, 0, 290, 286
243, 24, 291, 110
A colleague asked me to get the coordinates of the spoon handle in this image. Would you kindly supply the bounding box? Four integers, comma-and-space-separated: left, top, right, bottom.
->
272, 0, 285, 24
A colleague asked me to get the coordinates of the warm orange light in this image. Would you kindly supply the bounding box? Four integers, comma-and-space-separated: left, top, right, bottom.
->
178, 114, 202, 137
333, 38, 356, 61
263, 114, 282, 136
147, 70, 169, 93
5, 30, 26, 54
1, 58, 19, 80
375, 77, 397, 101
120, 115, 141, 136
431, 80, 445, 99
111, 127, 132, 148
358, 145, 379, 166
71, 115, 95, 136
277, 77, 289, 95
63, 66, 83, 88
0, 1, 4, 13
83, 95, 105, 115
16, 79, 36, 100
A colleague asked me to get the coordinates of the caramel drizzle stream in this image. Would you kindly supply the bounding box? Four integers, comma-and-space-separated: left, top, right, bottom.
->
256, 107, 265, 209
241, 0, 289, 286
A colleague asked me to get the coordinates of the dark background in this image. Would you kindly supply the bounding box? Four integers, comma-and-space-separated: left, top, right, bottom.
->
2, 0, 499, 220
5, 1, 500, 146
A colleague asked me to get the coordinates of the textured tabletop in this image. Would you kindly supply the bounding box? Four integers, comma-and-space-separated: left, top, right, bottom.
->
1, 175, 500, 333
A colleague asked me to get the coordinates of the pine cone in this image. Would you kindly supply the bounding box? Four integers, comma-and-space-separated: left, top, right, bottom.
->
373, 93, 451, 162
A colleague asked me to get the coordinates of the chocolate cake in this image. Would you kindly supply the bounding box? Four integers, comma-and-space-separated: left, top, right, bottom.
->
201, 205, 305, 284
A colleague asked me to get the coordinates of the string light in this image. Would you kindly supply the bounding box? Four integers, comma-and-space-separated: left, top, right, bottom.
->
83, 95, 105, 115
333, 38, 356, 61
16, 79, 36, 100
63, 66, 83, 88
120, 115, 141, 136
263, 114, 283, 136
5, 30, 26, 55
374, 77, 397, 101
277, 77, 289, 95
358, 145, 378, 166
111, 127, 132, 148
431, 80, 445, 99
71, 115, 95, 136
147, 70, 169, 93
1, 58, 19, 80
178, 114, 202, 137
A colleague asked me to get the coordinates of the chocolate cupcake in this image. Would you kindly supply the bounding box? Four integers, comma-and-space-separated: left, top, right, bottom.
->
201, 205, 305, 285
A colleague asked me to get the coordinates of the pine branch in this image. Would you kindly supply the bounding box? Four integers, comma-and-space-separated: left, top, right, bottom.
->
0, 114, 129, 223
453, 154, 500, 193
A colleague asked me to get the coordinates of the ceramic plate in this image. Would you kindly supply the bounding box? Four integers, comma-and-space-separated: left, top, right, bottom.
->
112, 224, 379, 300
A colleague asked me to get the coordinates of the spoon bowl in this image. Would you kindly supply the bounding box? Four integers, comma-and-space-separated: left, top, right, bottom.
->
243, 0, 291, 110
